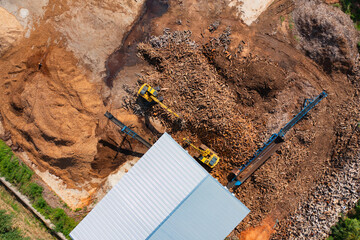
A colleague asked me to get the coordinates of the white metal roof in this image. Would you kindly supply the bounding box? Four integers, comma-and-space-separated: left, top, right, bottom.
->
70, 133, 249, 240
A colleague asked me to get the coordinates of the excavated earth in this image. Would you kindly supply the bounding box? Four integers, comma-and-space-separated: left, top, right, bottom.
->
0, 0, 359, 238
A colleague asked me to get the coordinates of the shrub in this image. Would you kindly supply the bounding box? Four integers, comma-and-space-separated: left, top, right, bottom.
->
0, 210, 13, 234
21, 182, 43, 201
0, 141, 33, 186
329, 218, 360, 240
339, 0, 360, 30
329, 200, 360, 240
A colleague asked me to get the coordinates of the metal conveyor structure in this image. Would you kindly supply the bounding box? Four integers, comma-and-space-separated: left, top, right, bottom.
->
227, 91, 328, 188
105, 111, 152, 149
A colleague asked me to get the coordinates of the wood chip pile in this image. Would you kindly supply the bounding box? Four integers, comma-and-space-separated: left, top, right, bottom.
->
137, 39, 264, 182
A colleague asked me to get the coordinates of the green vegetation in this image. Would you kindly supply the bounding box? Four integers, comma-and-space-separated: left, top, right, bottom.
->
286, 15, 295, 30
339, 0, 360, 31
0, 210, 30, 240
0, 140, 77, 239
280, 15, 285, 23
328, 200, 360, 240
0, 184, 54, 239
336, 0, 360, 52
333, 3, 342, 9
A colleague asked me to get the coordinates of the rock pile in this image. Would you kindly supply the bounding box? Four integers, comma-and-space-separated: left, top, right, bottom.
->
282, 156, 359, 239
148, 29, 196, 49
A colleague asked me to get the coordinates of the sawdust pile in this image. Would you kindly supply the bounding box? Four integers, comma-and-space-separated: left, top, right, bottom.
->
0, 7, 23, 56
0, 1, 152, 208
1, 44, 103, 188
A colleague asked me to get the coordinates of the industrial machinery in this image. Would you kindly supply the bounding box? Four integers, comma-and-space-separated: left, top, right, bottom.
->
105, 111, 152, 148
183, 138, 220, 168
138, 83, 180, 118
227, 91, 328, 188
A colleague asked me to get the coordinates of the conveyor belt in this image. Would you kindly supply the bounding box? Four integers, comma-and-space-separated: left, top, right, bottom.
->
227, 91, 328, 188
105, 111, 152, 148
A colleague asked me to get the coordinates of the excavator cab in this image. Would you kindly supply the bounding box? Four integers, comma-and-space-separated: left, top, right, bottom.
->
138, 83, 160, 102
183, 139, 220, 168
138, 83, 179, 118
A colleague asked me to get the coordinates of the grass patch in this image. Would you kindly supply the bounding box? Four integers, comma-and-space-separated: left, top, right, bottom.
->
10, 202, 19, 212
280, 15, 285, 23
333, 3, 342, 8
288, 16, 295, 30
0, 141, 78, 239
0, 209, 30, 240
328, 200, 360, 240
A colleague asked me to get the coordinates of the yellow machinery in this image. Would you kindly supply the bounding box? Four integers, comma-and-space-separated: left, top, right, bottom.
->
183, 138, 220, 168
138, 83, 180, 118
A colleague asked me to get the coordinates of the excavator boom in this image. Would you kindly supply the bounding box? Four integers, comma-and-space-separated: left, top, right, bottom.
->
150, 95, 180, 118
183, 138, 205, 154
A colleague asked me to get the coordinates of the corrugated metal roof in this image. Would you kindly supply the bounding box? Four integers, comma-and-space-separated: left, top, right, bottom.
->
70, 133, 249, 240
148, 176, 249, 240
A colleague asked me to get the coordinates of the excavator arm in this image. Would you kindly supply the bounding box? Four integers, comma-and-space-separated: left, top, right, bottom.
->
150, 95, 180, 118
183, 138, 205, 155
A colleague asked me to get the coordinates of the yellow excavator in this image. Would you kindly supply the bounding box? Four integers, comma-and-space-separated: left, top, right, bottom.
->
138, 83, 180, 118
183, 138, 220, 168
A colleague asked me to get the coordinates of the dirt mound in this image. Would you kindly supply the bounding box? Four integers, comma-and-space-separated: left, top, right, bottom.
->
293, 0, 359, 73
53, 0, 146, 79
1, 44, 103, 187
0, 7, 23, 56
0, 34, 154, 206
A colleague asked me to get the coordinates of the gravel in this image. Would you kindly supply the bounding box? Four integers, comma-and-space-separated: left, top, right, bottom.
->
149, 29, 197, 48
284, 155, 360, 239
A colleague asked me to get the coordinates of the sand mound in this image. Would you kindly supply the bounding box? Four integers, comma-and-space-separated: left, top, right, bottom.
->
0, 7, 23, 56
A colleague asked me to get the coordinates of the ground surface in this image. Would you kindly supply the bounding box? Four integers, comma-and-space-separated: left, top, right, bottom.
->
0, 184, 55, 240
0, 0, 359, 239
